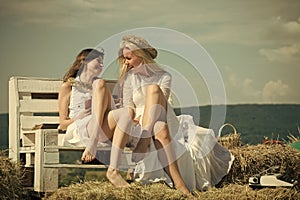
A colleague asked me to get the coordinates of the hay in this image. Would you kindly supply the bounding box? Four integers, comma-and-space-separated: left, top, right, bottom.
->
193, 184, 300, 200
47, 181, 300, 200
287, 127, 300, 143
0, 150, 26, 200
219, 144, 300, 186
46, 181, 187, 200
2, 123, 299, 199
47, 144, 300, 200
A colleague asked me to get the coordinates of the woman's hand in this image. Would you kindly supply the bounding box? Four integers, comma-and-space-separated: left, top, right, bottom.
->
133, 115, 141, 125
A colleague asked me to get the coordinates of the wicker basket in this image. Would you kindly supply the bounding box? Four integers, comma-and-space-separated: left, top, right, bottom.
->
218, 123, 241, 149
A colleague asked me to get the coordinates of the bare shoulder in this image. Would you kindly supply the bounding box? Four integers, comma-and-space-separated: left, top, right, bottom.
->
59, 81, 72, 93
92, 77, 105, 87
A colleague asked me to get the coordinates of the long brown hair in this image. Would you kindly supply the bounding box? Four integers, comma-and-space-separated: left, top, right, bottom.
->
63, 48, 104, 82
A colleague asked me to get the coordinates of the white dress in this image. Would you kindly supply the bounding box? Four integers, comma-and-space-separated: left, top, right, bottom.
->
62, 77, 92, 147
123, 65, 234, 191
62, 77, 111, 154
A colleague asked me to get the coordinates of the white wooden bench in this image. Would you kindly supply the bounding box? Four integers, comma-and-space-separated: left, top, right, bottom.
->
8, 76, 134, 193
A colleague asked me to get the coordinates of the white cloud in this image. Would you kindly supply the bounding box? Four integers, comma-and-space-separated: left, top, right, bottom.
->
261, 16, 300, 45
195, 12, 300, 47
226, 66, 261, 99
282, 17, 300, 34
1, 0, 300, 49
258, 16, 300, 65
259, 44, 300, 63
225, 66, 298, 104
262, 80, 290, 101
0, 0, 117, 27
241, 78, 261, 98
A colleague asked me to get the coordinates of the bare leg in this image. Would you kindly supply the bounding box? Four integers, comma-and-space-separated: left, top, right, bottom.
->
82, 79, 113, 162
135, 84, 191, 196
106, 107, 134, 187
106, 126, 130, 187
133, 84, 166, 160
153, 123, 191, 196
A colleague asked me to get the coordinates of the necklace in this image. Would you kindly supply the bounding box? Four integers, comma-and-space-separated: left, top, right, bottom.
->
68, 77, 92, 92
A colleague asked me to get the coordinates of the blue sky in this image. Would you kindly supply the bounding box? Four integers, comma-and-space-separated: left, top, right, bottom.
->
0, 0, 299, 113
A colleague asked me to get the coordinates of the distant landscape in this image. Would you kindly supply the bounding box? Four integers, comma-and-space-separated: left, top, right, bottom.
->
175, 104, 300, 144
1, 104, 299, 149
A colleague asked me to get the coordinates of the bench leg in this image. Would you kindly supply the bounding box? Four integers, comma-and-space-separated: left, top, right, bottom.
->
34, 130, 59, 192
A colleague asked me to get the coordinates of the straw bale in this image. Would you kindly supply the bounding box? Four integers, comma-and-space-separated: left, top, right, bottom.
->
0, 150, 26, 200
219, 144, 300, 186
47, 144, 300, 200
47, 181, 300, 200
193, 184, 300, 200
47, 181, 187, 200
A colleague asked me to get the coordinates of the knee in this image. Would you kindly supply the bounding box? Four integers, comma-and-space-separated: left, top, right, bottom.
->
110, 107, 134, 124
153, 121, 169, 141
146, 84, 161, 95
93, 79, 106, 91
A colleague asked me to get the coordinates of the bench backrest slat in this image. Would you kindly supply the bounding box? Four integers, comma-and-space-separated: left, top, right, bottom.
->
21, 115, 60, 130
17, 79, 62, 93
20, 99, 59, 113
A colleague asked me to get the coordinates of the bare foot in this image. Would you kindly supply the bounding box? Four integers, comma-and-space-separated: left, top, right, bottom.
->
81, 149, 95, 163
106, 167, 130, 187
176, 185, 193, 198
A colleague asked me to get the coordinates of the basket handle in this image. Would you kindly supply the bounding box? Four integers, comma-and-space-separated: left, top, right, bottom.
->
218, 123, 237, 137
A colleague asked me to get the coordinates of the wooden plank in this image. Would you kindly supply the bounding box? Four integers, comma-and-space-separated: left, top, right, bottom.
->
22, 132, 35, 147
34, 129, 59, 192
19, 148, 35, 153
44, 152, 59, 164
43, 168, 58, 192
34, 129, 44, 192
18, 79, 62, 93
43, 163, 134, 169
44, 130, 59, 146
45, 146, 133, 153
9, 77, 20, 161
43, 164, 108, 169
21, 116, 59, 130
25, 153, 34, 167
22, 129, 59, 147
20, 99, 58, 113
45, 145, 112, 151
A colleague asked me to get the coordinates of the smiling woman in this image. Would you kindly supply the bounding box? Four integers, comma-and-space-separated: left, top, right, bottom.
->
58, 47, 139, 188
113, 35, 235, 197
58, 48, 115, 163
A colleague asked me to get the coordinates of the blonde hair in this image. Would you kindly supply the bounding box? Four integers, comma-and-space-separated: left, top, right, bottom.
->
118, 35, 164, 82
